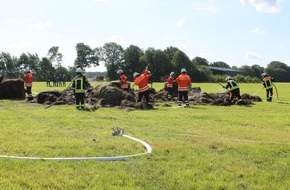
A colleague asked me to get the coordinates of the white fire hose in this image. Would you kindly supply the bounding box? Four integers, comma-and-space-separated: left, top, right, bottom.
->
0, 134, 152, 161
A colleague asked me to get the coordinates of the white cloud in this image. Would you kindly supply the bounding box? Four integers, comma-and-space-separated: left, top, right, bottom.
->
32, 21, 53, 30
244, 51, 261, 59
240, 0, 282, 14
250, 27, 266, 34
177, 17, 186, 27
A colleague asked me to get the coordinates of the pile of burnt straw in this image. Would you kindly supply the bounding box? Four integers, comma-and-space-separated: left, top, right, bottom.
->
154, 87, 262, 106
32, 84, 262, 109
32, 84, 155, 110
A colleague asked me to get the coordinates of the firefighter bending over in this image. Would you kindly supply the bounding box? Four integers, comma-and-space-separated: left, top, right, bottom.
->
224, 76, 242, 104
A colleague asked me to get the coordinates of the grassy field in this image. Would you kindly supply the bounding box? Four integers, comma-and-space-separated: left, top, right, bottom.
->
0, 81, 290, 190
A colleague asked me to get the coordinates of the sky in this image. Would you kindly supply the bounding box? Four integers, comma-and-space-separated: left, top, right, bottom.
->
0, 0, 289, 72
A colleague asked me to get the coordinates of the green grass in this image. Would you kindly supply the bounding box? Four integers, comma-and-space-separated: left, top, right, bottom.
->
0, 82, 290, 189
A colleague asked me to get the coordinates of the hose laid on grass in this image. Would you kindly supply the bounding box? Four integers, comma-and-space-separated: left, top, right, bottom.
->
0, 134, 152, 161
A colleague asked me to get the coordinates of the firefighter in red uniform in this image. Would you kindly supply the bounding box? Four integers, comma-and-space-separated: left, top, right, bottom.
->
133, 67, 150, 104
166, 72, 175, 101
24, 70, 33, 101
176, 68, 191, 107
261, 73, 274, 102
117, 69, 129, 91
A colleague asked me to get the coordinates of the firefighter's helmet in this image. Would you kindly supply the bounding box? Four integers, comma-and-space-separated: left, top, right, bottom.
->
133, 72, 140, 78
76, 68, 84, 74
181, 68, 186, 73
225, 76, 232, 81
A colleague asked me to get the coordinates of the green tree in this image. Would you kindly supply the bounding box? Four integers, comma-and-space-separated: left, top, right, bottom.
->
265, 61, 289, 82
192, 56, 209, 67
164, 46, 181, 61
123, 45, 144, 80
0, 52, 18, 78
38, 57, 55, 81
172, 50, 193, 77
47, 46, 63, 67
74, 43, 99, 70
96, 42, 125, 80
18, 53, 40, 80
140, 48, 172, 81
210, 61, 231, 68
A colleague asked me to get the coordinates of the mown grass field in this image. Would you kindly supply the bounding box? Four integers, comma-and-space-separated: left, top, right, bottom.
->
0, 81, 290, 190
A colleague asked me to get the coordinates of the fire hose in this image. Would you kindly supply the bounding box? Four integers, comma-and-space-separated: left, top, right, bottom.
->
0, 133, 152, 161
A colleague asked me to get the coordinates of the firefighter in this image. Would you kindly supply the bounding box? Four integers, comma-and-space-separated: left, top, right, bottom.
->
166, 72, 175, 101
224, 76, 242, 103
176, 68, 191, 107
133, 67, 150, 104
72, 68, 90, 110
117, 69, 129, 91
261, 73, 274, 102
24, 70, 33, 101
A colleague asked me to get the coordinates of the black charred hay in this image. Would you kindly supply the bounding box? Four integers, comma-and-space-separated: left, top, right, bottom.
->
32, 84, 262, 110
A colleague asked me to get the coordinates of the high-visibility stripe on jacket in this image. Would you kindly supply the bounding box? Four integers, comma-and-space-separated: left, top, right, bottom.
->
167, 76, 174, 88
263, 76, 273, 90
226, 80, 239, 91
120, 74, 129, 89
176, 73, 191, 91
134, 70, 149, 92
24, 73, 33, 87
73, 76, 87, 93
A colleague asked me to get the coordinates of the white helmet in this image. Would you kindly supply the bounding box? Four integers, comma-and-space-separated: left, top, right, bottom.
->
225, 76, 232, 81
181, 68, 186, 73
261, 73, 267, 77
76, 68, 84, 74
133, 72, 140, 78
117, 69, 123, 75
170, 72, 175, 76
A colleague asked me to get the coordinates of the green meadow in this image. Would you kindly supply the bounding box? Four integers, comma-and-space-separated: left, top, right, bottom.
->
0, 82, 289, 190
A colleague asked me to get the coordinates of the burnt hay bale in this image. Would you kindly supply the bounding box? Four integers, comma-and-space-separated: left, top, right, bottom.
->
0, 78, 25, 99
92, 85, 123, 106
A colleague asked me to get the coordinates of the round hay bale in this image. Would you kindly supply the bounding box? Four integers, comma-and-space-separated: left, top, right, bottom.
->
93, 85, 123, 106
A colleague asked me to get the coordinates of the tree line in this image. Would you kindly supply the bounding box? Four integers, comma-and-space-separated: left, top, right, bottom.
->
1, 42, 290, 82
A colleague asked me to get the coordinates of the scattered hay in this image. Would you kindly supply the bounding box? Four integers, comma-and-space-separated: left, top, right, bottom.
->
32, 84, 262, 110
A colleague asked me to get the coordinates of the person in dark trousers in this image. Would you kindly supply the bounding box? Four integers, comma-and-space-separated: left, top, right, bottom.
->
72, 68, 90, 109
117, 69, 129, 91
24, 70, 33, 101
224, 76, 242, 104
166, 72, 175, 101
176, 68, 191, 107
261, 72, 274, 102
133, 67, 150, 104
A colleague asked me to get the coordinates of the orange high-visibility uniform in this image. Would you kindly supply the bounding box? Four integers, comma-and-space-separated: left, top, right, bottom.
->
134, 70, 149, 92
176, 73, 191, 91
24, 72, 33, 87
120, 73, 129, 89
167, 76, 174, 88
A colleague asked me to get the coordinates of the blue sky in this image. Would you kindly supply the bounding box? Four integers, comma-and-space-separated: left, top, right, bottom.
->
0, 0, 289, 71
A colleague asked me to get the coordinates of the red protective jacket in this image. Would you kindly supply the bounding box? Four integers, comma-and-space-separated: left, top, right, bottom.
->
134, 70, 149, 92
167, 76, 174, 88
120, 74, 129, 89
176, 73, 191, 91
24, 72, 33, 87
